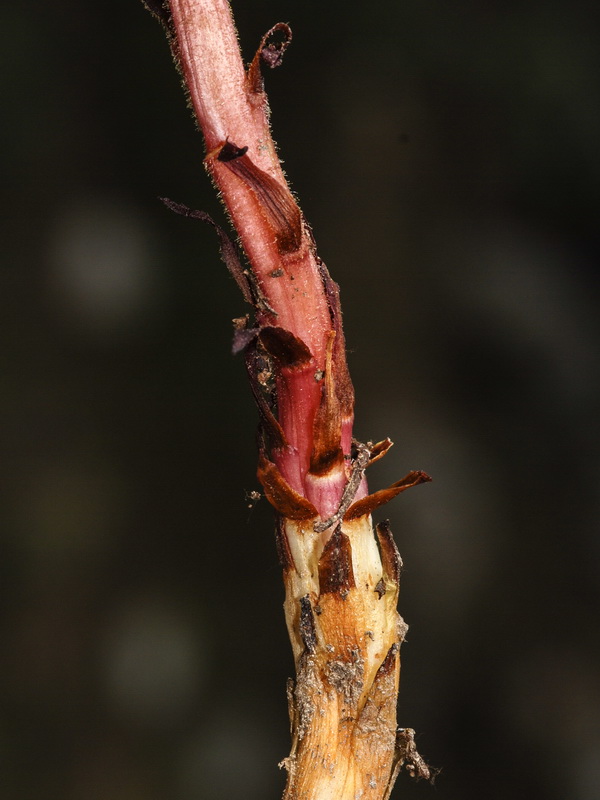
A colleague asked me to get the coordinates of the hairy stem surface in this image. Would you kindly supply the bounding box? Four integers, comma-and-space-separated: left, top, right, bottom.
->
144, 1, 432, 796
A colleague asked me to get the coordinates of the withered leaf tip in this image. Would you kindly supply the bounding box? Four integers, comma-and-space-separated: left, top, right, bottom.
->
218, 141, 249, 162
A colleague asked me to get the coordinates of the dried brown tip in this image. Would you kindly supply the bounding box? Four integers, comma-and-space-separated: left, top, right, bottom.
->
160, 198, 255, 306
217, 141, 249, 162
247, 22, 293, 94
369, 437, 394, 465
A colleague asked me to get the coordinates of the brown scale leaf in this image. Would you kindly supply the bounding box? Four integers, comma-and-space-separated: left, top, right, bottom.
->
258, 326, 313, 370
317, 260, 355, 417
245, 343, 287, 450
275, 517, 295, 572
309, 331, 344, 476
298, 595, 317, 654
368, 437, 393, 465
317, 524, 355, 596
257, 453, 318, 520
217, 142, 303, 255
376, 519, 403, 587
344, 470, 432, 521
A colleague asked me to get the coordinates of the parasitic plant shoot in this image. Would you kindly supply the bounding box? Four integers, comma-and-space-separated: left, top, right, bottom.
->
143, 1, 433, 797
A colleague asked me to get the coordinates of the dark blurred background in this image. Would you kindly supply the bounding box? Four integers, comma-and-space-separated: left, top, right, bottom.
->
2, 0, 599, 798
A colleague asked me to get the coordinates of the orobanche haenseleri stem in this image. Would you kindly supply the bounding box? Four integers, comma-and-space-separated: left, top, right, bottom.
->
143, 1, 432, 797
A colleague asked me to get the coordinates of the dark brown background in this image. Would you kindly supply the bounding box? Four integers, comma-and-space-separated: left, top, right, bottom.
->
2, 1, 599, 798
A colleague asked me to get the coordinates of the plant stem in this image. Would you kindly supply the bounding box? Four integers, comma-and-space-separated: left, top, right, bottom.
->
144, 1, 432, 796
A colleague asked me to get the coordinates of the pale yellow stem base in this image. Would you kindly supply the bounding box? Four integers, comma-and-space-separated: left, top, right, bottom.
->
279, 515, 409, 800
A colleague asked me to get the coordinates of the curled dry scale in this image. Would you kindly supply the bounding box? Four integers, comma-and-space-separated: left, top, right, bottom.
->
143, 1, 435, 797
